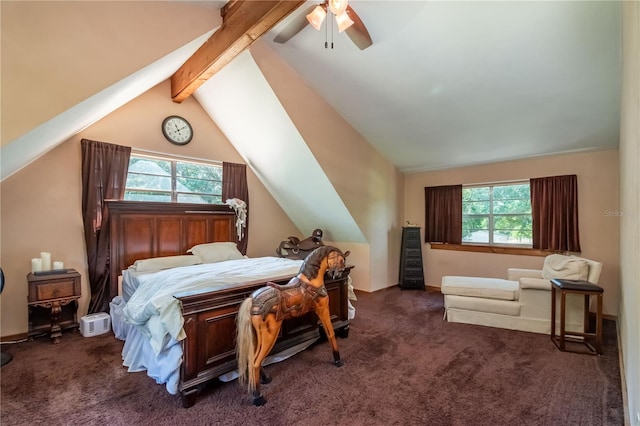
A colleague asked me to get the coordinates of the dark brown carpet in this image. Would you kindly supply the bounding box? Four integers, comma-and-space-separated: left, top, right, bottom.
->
0, 287, 623, 426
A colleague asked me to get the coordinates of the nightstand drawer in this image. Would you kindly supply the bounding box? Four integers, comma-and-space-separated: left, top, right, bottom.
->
36, 280, 75, 300
27, 270, 81, 303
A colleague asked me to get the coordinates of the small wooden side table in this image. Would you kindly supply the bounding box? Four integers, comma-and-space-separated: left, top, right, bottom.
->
27, 269, 81, 344
550, 278, 604, 355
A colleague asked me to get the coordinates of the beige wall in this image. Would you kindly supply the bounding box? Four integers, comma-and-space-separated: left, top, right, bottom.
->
1, 1, 220, 145
404, 149, 620, 316
250, 41, 404, 293
0, 80, 299, 338
619, 2, 639, 423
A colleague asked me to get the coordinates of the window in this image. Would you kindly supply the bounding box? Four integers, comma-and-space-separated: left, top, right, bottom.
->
462, 182, 532, 246
124, 154, 222, 204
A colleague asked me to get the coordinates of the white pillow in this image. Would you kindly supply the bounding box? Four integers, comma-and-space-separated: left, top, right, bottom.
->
132, 255, 202, 272
541, 254, 589, 281
187, 242, 244, 263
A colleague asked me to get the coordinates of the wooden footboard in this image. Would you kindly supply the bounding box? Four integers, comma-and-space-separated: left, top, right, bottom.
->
177, 265, 353, 408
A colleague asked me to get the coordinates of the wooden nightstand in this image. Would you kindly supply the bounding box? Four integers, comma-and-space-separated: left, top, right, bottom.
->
27, 269, 81, 344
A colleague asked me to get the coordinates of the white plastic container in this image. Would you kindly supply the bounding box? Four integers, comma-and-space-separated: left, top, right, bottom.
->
79, 312, 111, 337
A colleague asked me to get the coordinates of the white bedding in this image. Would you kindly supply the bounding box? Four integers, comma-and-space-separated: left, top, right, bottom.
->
123, 256, 304, 354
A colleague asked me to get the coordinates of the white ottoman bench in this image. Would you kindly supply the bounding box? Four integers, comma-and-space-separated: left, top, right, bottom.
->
441, 274, 553, 332
441, 276, 523, 325
441, 276, 519, 301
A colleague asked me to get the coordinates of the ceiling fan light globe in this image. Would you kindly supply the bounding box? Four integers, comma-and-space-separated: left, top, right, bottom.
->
328, 0, 348, 16
306, 5, 327, 31
335, 11, 354, 32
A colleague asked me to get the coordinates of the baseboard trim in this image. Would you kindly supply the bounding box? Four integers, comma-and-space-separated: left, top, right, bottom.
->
616, 320, 630, 426
1, 332, 29, 343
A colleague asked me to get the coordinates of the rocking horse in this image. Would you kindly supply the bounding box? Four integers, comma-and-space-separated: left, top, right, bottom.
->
236, 246, 349, 406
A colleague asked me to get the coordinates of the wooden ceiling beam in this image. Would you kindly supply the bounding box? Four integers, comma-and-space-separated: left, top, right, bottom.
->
171, 0, 305, 103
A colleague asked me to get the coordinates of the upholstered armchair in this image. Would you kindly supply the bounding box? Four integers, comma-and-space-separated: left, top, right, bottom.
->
508, 255, 602, 332
508, 255, 603, 289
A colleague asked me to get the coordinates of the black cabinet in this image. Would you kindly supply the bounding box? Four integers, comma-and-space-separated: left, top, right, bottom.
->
399, 227, 425, 290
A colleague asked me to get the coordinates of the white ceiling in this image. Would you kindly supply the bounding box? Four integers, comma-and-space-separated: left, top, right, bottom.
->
263, 0, 621, 173
1, 1, 621, 182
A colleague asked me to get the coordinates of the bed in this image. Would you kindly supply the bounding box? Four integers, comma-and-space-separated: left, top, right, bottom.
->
106, 200, 354, 408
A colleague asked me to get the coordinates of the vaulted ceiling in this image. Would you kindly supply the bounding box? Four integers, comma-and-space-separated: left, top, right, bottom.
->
1, 0, 622, 243
2, 0, 621, 176
177, 0, 622, 243
265, 0, 621, 173
178, 0, 622, 173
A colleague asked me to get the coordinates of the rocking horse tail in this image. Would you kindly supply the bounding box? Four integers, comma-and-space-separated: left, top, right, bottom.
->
236, 297, 256, 393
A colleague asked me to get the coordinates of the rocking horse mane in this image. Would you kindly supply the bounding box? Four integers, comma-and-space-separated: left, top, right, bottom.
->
298, 246, 344, 279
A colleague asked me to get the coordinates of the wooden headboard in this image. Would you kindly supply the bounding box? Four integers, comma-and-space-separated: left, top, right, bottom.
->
106, 200, 236, 301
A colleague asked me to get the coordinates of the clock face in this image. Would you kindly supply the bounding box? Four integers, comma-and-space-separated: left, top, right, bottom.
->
162, 116, 193, 145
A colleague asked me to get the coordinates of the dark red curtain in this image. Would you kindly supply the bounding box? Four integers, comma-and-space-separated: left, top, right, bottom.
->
222, 162, 249, 255
81, 139, 130, 313
424, 185, 462, 243
530, 174, 581, 252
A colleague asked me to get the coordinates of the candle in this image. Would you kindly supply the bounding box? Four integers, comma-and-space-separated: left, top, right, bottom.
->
53, 261, 64, 270
31, 258, 43, 273
40, 252, 51, 271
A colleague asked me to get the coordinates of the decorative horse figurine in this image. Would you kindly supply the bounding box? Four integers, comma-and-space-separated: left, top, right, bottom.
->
236, 246, 349, 406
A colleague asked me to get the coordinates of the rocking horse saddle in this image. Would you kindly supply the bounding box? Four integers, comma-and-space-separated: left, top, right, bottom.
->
251, 277, 327, 322
276, 229, 324, 260
267, 277, 302, 291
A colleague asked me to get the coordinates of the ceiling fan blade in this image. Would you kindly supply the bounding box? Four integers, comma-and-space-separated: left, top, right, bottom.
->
273, 5, 317, 44
344, 5, 372, 50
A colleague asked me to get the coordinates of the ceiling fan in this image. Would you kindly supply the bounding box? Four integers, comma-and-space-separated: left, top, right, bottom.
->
273, 0, 373, 50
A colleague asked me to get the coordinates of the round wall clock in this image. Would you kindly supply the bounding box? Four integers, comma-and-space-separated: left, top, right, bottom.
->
162, 115, 193, 145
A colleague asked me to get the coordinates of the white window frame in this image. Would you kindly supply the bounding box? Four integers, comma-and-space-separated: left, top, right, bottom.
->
462, 181, 532, 247
124, 152, 222, 204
